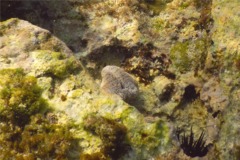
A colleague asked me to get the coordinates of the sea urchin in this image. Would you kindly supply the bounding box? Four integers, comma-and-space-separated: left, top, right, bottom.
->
176, 127, 211, 158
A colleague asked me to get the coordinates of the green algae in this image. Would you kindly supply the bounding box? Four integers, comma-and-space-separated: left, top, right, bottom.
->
0, 114, 81, 159
152, 17, 171, 32
129, 119, 170, 157
0, 18, 19, 29
83, 115, 128, 159
0, 68, 48, 127
170, 38, 207, 73
144, 0, 173, 14
179, 1, 192, 9
80, 152, 108, 160
170, 41, 190, 72
0, 68, 81, 159
32, 50, 80, 78
87, 96, 171, 158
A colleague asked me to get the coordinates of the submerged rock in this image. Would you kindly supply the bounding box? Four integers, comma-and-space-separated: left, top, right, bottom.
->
0, 18, 171, 160
1, 0, 240, 159
0, 18, 81, 75
83, 114, 128, 159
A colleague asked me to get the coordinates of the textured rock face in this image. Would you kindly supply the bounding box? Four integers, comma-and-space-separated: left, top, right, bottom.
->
101, 65, 139, 101
0, 18, 171, 160
0, 18, 75, 72
1, 0, 240, 159
200, 78, 229, 113
211, 1, 240, 159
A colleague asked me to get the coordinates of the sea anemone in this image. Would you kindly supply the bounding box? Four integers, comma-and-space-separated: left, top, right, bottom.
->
100, 65, 139, 102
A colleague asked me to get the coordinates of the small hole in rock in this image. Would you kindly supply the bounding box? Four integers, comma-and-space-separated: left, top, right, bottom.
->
212, 110, 220, 118
182, 85, 199, 103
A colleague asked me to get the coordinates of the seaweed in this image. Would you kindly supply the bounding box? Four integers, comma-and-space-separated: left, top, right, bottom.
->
0, 114, 81, 159
0, 68, 49, 127
83, 115, 129, 159
0, 68, 81, 159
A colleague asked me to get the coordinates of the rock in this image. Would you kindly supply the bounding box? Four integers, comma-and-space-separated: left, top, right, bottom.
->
200, 78, 229, 113
210, 1, 240, 159
100, 65, 139, 102
1, 0, 240, 159
0, 18, 79, 75
0, 18, 170, 159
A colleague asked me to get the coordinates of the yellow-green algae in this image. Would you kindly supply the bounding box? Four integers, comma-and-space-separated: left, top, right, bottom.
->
0, 113, 80, 159
83, 114, 128, 159
212, 0, 240, 55
144, 0, 173, 14
211, 1, 240, 156
170, 38, 207, 73
95, 97, 170, 158
0, 68, 81, 159
0, 68, 48, 127
61, 90, 171, 159
152, 17, 171, 31
32, 50, 80, 78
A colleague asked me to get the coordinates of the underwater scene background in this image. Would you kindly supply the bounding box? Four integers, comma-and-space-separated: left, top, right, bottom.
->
0, 0, 240, 159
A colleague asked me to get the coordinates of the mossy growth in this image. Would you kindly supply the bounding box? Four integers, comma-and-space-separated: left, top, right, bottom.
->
0, 68, 48, 127
144, 0, 173, 14
80, 152, 107, 160
234, 53, 240, 70
122, 43, 172, 85
32, 50, 80, 78
152, 17, 171, 32
179, 1, 192, 9
170, 38, 207, 73
127, 119, 170, 157
0, 68, 82, 159
0, 114, 81, 159
83, 115, 129, 159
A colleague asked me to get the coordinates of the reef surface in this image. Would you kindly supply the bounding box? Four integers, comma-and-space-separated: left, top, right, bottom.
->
0, 0, 240, 159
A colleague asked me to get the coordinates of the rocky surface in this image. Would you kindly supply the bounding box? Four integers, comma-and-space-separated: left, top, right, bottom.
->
0, 0, 240, 159
0, 18, 170, 159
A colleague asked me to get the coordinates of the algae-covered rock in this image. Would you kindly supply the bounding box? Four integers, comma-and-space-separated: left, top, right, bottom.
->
0, 18, 171, 159
142, 0, 174, 14
210, 0, 240, 159
31, 50, 80, 78
170, 38, 207, 73
83, 114, 128, 159
1, 1, 87, 53
0, 113, 80, 159
58, 90, 171, 159
0, 68, 80, 159
0, 18, 80, 72
0, 68, 48, 127
1, 0, 240, 159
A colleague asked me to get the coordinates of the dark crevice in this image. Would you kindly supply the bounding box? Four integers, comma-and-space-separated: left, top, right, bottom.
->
0, 0, 87, 53
193, 0, 213, 32
173, 84, 200, 112
82, 42, 174, 84
182, 85, 199, 103
158, 83, 175, 103
122, 43, 173, 85
81, 44, 129, 79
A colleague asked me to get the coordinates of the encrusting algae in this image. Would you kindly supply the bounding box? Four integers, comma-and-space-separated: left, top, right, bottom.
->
1, 0, 240, 159
0, 68, 80, 159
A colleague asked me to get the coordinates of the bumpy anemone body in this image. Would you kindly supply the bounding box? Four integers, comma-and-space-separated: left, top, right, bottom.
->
100, 65, 139, 102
